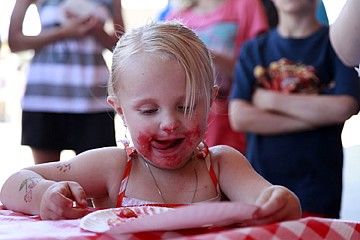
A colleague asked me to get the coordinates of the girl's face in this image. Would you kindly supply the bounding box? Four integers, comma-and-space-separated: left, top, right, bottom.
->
109, 55, 209, 170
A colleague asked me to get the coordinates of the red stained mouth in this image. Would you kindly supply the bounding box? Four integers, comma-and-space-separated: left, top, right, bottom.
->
151, 138, 184, 150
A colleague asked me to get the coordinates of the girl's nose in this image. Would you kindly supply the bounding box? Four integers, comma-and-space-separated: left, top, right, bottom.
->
160, 114, 181, 133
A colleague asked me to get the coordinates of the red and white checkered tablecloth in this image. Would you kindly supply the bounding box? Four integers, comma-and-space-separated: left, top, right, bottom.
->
0, 205, 359, 240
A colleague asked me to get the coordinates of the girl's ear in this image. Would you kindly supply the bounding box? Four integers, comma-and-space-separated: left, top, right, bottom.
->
210, 85, 219, 106
107, 96, 123, 117
107, 96, 125, 122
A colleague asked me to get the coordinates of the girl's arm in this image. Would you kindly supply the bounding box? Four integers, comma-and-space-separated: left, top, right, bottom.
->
0, 170, 89, 219
0, 147, 125, 219
330, 0, 360, 66
213, 145, 272, 204
213, 145, 301, 224
1, 169, 58, 215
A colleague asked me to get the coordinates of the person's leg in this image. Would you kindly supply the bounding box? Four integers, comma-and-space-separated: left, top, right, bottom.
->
31, 148, 61, 164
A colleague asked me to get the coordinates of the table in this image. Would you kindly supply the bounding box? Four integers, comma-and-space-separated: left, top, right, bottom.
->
0, 205, 359, 240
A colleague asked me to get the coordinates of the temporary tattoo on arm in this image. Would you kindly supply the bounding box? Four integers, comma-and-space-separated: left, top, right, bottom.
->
57, 163, 71, 173
19, 177, 42, 203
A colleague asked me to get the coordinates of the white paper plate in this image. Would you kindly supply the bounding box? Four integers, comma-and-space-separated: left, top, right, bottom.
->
80, 202, 258, 235
80, 206, 171, 233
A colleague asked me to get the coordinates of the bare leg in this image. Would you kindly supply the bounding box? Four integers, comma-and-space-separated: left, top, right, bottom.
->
31, 148, 61, 164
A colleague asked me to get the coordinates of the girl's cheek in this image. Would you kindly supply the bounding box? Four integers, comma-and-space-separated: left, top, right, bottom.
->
184, 125, 202, 146
135, 131, 153, 158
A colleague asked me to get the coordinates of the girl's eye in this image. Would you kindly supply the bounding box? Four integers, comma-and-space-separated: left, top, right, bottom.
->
140, 109, 158, 115
178, 105, 194, 112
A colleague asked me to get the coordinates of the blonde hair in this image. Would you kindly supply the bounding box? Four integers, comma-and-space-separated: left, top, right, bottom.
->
108, 20, 215, 116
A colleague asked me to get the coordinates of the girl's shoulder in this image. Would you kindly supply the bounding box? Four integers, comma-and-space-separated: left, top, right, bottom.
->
209, 144, 246, 157
74, 146, 129, 170
208, 145, 248, 166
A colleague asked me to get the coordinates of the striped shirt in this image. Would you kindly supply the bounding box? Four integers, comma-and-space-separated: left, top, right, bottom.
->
22, 0, 114, 113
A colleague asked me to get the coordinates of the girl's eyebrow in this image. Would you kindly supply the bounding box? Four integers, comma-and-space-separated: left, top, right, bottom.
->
132, 94, 188, 105
132, 97, 157, 104
131, 98, 157, 107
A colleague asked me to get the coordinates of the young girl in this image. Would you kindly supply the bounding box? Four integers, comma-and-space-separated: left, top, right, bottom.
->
0, 21, 301, 224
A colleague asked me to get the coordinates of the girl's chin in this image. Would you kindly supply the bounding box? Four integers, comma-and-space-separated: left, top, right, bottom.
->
150, 157, 185, 169
144, 152, 192, 169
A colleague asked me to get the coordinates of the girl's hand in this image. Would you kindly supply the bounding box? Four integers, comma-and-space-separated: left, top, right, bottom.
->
39, 181, 90, 220
248, 185, 302, 226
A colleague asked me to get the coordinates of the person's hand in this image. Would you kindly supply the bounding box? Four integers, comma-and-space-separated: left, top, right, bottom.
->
87, 15, 106, 36
247, 185, 301, 226
60, 12, 98, 39
39, 181, 90, 220
252, 88, 274, 110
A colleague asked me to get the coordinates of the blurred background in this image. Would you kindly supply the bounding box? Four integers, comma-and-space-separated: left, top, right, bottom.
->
0, 0, 359, 221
